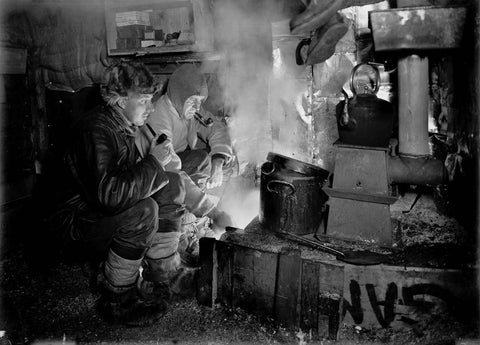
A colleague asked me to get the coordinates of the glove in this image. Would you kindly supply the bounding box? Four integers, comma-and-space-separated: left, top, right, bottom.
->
206, 157, 225, 189
149, 137, 173, 167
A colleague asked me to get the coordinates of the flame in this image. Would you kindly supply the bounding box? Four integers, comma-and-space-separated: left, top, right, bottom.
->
216, 177, 260, 229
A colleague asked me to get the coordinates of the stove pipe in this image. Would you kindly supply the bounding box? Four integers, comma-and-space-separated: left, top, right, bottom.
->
398, 54, 430, 156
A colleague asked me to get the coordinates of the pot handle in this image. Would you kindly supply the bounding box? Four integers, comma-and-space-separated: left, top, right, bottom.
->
267, 180, 296, 197
339, 89, 350, 127
295, 38, 311, 65
349, 62, 381, 96
261, 161, 276, 176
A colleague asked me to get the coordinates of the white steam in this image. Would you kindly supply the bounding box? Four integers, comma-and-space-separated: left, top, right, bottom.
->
212, 0, 273, 168
210, 1, 316, 226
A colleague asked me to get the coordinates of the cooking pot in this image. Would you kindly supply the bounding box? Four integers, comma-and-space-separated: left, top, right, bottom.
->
259, 153, 329, 235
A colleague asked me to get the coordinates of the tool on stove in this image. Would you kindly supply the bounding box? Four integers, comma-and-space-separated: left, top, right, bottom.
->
146, 123, 168, 144
225, 226, 243, 233
276, 231, 345, 258
279, 231, 390, 265
337, 250, 390, 265
194, 112, 213, 127
225, 226, 388, 265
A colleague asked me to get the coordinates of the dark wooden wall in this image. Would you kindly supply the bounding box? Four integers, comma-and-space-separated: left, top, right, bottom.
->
44, 86, 103, 160
1, 74, 35, 204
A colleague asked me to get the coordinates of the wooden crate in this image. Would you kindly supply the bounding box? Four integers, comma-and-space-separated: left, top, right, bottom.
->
196, 219, 477, 340
196, 224, 345, 339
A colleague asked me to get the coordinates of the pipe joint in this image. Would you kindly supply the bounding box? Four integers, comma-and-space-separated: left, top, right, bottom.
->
388, 155, 446, 186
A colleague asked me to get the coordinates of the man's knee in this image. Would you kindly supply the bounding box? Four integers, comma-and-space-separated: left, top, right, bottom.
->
137, 197, 159, 221
139, 198, 159, 241
192, 150, 211, 174
164, 172, 186, 204
151, 172, 186, 215
110, 197, 159, 259
192, 149, 209, 162
126, 198, 159, 240
180, 149, 211, 177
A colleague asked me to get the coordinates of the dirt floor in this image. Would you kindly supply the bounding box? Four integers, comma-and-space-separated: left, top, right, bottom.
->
0, 201, 479, 345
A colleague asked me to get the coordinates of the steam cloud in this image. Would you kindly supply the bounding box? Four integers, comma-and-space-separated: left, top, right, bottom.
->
212, 0, 274, 169
210, 1, 312, 227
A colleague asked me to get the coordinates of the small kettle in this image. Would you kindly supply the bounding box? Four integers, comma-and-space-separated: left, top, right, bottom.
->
336, 63, 394, 148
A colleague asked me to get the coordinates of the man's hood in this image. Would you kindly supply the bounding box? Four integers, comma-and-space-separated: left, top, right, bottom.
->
166, 64, 208, 117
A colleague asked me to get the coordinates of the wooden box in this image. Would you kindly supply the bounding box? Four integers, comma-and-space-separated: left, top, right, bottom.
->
196, 218, 477, 339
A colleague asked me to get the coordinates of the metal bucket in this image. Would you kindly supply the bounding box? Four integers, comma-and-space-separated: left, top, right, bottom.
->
259, 153, 329, 235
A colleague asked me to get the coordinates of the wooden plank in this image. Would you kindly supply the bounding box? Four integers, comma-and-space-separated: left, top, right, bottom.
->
300, 260, 320, 337
196, 237, 216, 307
317, 314, 330, 339
251, 250, 278, 318
274, 247, 302, 328
318, 293, 342, 339
0, 47, 27, 75
215, 241, 278, 319
319, 262, 345, 340
28, 54, 49, 172
342, 264, 477, 329
216, 240, 234, 306
232, 245, 255, 311
139, 51, 223, 64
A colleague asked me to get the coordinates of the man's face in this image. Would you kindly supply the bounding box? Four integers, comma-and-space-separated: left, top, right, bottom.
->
122, 92, 154, 126
182, 95, 206, 120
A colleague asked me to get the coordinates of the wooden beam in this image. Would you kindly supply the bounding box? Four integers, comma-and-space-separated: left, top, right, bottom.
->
251, 250, 278, 318
232, 245, 255, 311
216, 240, 234, 306
274, 247, 302, 328
0, 47, 27, 75
300, 260, 321, 337
196, 237, 216, 307
27, 51, 49, 173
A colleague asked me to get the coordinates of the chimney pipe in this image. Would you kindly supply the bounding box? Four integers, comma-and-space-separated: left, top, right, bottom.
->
398, 54, 430, 156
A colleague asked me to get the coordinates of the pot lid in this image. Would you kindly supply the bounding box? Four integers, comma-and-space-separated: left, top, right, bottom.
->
266, 152, 329, 179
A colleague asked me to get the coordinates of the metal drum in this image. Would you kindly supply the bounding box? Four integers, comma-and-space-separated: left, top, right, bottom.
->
259, 153, 329, 235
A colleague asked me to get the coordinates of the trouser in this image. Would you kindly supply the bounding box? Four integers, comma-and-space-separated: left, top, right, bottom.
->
178, 148, 236, 189
77, 172, 186, 291
161, 149, 216, 218
178, 149, 236, 216
178, 149, 212, 188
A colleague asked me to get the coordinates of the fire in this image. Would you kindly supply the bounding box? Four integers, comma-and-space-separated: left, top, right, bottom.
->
216, 177, 260, 229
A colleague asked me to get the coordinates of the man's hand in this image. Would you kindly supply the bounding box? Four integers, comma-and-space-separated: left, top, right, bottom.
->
207, 157, 224, 189
149, 137, 173, 167
207, 207, 234, 234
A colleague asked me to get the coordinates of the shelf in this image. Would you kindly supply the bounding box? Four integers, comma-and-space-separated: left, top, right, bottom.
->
109, 44, 195, 56
135, 51, 224, 63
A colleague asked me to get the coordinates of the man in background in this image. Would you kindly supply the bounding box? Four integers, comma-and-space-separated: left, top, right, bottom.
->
137, 64, 235, 244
